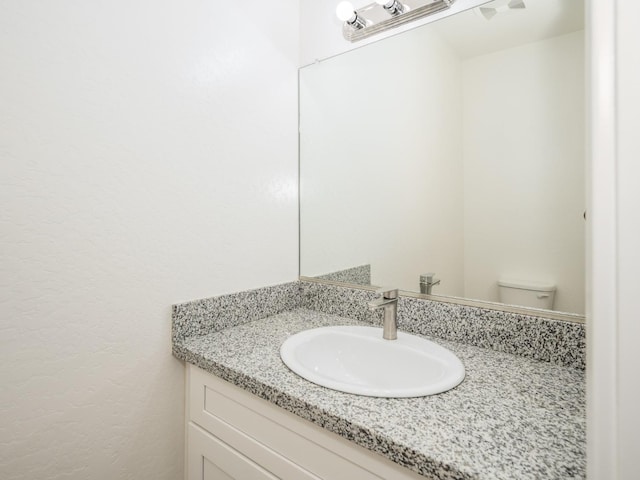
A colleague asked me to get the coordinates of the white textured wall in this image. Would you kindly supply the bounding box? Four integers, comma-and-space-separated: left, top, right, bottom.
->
462, 31, 585, 314
300, 25, 464, 295
0, 1, 298, 479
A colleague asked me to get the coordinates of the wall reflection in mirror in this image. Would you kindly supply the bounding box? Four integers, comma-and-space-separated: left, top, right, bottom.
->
299, 0, 585, 316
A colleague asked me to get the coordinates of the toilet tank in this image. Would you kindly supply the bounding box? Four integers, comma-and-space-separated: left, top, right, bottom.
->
497, 278, 556, 310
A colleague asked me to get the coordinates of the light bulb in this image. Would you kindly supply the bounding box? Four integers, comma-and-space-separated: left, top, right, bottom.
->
336, 1, 356, 22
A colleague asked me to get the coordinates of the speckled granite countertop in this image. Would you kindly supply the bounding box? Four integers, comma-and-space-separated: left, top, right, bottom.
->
173, 308, 585, 480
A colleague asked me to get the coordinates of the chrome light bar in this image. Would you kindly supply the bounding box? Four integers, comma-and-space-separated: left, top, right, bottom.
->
340, 0, 455, 42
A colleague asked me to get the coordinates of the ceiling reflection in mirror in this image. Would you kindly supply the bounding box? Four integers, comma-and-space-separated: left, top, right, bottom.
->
299, 0, 585, 316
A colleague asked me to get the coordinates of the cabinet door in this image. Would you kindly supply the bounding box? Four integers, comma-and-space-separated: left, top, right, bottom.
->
203, 458, 233, 480
188, 423, 278, 480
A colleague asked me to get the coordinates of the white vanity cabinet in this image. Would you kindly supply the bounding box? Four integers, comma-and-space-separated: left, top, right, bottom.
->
186, 364, 426, 480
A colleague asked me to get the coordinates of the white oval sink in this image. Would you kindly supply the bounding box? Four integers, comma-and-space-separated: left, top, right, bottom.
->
280, 326, 465, 398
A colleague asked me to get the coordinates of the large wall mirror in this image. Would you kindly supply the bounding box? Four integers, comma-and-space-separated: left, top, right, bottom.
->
299, 0, 585, 318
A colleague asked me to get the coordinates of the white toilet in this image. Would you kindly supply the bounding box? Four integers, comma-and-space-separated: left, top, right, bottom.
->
497, 278, 556, 310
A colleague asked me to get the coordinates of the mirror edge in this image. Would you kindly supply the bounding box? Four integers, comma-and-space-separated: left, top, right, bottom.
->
299, 276, 586, 324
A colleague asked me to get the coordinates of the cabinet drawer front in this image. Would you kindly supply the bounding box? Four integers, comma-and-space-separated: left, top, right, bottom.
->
188, 365, 425, 480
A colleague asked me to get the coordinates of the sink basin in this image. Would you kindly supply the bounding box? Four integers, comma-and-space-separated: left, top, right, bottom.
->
280, 326, 465, 398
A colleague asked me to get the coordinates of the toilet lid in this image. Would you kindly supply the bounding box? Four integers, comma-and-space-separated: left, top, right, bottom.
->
497, 278, 556, 292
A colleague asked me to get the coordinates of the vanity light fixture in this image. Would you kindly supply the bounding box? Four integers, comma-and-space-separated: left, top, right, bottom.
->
337, 0, 454, 42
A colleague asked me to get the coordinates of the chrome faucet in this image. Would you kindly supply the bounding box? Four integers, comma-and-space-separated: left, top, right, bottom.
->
368, 287, 399, 340
420, 273, 440, 295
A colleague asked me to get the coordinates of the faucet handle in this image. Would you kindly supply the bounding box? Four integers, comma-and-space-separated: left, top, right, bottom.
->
375, 287, 399, 299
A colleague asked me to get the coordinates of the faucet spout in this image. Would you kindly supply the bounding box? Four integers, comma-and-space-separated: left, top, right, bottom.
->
368, 297, 396, 308
368, 287, 399, 340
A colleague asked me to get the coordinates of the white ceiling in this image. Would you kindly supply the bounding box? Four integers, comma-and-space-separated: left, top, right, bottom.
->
431, 0, 585, 59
